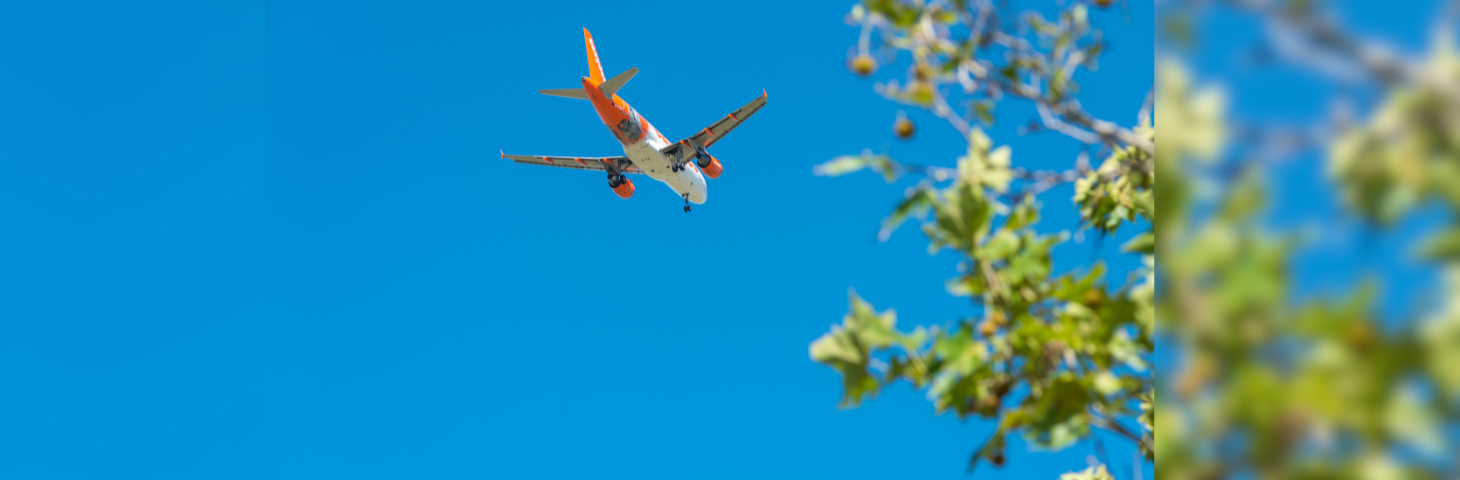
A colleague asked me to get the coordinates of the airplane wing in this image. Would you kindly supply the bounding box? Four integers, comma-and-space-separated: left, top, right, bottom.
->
501, 152, 644, 175
659, 90, 768, 162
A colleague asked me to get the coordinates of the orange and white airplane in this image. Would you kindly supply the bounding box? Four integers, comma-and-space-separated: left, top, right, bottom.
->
501, 28, 767, 212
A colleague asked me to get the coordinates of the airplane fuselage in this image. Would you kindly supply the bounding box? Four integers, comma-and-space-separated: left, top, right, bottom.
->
581, 76, 708, 204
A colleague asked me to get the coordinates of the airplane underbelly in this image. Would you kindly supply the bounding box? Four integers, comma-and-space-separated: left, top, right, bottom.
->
625, 142, 707, 204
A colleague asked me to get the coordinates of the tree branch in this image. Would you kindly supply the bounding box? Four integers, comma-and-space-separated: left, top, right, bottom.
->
1091, 409, 1148, 451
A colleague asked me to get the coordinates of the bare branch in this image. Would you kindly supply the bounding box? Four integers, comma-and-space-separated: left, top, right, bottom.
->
1091, 409, 1148, 452
932, 92, 973, 138
1038, 101, 1102, 144
1225, 0, 1411, 85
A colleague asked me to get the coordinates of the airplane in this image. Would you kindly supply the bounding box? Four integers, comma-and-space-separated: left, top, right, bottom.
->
501, 28, 767, 212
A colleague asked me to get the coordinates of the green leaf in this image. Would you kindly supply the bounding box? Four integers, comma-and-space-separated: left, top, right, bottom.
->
1006, 199, 1041, 231
1024, 374, 1092, 450
880, 187, 934, 241
812, 155, 868, 177
981, 230, 1021, 260
972, 100, 995, 126
809, 291, 911, 408
1121, 232, 1156, 254
1416, 229, 1460, 261
1133, 190, 1155, 221
809, 328, 860, 364
945, 274, 984, 297
808, 327, 881, 408
1093, 371, 1122, 397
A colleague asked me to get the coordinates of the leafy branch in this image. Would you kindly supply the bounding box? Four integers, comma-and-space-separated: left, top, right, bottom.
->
812, 4, 1155, 476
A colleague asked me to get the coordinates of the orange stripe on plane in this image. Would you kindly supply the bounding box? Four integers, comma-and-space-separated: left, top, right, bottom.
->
574, 158, 586, 166
543, 156, 554, 164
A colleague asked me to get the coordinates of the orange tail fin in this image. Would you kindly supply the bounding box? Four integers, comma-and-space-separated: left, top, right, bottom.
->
583, 28, 606, 85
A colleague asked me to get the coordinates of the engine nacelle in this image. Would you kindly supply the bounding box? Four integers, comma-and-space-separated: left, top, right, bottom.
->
697, 155, 723, 179
611, 177, 635, 199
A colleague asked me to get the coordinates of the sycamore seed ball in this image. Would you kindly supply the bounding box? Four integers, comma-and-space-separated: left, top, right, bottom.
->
1345, 322, 1375, 352
913, 63, 933, 82
978, 319, 997, 337
990, 451, 1006, 467
851, 54, 877, 77
894, 117, 915, 140
992, 379, 1012, 398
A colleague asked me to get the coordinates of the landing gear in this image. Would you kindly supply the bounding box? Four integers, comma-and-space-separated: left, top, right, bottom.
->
682, 194, 691, 213
608, 173, 627, 188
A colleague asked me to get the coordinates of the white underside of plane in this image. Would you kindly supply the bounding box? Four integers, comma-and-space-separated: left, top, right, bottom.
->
623, 133, 708, 204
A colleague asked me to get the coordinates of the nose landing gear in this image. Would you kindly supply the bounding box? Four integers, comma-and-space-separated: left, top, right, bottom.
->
682, 193, 691, 213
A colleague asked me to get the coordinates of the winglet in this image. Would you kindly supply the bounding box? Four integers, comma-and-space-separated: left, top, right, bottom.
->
763, 88, 767, 98
500, 149, 504, 159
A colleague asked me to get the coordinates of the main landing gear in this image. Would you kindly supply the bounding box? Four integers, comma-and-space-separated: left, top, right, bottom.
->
683, 194, 692, 213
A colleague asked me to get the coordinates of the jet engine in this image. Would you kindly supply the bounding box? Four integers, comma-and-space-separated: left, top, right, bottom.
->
697, 155, 723, 179
609, 174, 635, 199
692, 144, 723, 179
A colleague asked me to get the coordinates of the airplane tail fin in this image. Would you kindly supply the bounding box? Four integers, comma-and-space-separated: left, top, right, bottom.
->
537, 67, 636, 100
537, 30, 631, 100
584, 28, 606, 84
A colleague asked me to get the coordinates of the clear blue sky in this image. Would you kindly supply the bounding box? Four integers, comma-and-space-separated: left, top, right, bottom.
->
1, 1, 1152, 478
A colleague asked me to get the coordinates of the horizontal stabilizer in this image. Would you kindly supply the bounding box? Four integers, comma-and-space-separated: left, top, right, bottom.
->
599, 67, 637, 97
535, 67, 635, 100
538, 88, 589, 100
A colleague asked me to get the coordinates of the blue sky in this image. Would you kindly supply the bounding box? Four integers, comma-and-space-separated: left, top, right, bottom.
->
1, 0, 1151, 478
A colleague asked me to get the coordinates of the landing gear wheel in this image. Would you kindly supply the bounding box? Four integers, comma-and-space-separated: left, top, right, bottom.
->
684, 205, 691, 212
682, 194, 691, 213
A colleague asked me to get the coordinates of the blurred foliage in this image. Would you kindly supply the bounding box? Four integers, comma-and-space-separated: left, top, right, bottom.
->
1330, 33, 1460, 225
811, 0, 1154, 476
1153, 1, 1460, 479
